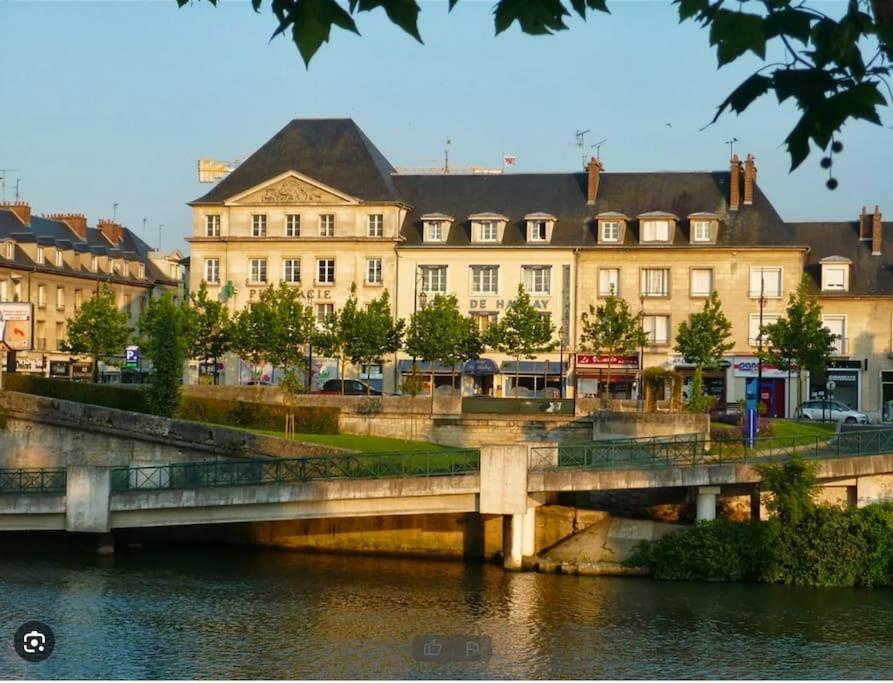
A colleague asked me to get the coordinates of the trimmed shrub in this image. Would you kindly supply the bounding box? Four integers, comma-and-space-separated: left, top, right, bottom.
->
175, 395, 339, 435
2, 373, 150, 413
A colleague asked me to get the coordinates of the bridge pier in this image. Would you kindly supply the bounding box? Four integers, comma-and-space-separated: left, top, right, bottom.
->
503, 514, 523, 571
696, 486, 719, 521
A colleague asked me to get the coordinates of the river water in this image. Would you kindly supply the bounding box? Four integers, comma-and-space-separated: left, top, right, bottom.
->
3, 539, 893, 679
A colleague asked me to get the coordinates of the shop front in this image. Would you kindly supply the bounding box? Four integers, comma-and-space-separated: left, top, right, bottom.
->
501, 361, 566, 399
809, 360, 862, 409
731, 357, 794, 418
574, 354, 639, 399
462, 358, 498, 396
396, 359, 462, 394
673, 357, 730, 409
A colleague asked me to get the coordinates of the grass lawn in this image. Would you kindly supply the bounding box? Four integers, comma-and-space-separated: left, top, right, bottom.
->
224, 425, 451, 453
768, 419, 836, 439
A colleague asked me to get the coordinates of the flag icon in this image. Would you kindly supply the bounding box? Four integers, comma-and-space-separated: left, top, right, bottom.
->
502, 155, 517, 166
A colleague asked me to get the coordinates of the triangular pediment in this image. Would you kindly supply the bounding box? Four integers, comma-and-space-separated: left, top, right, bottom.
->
226, 171, 358, 206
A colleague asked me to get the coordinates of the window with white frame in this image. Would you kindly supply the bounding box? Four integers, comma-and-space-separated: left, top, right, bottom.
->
690, 268, 714, 297
641, 268, 670, 297
285, 214, 301, 237
37, 284, 46, 307
471, 312, 498, 335
319, 214, 335, 237
599, 268, 620, 296
138, 263, 145, 279
478, 221, 497, 242
748, 313, 781, 345
170, 263, 179, 280
205, 215, 221, 237
471, 265, 498, 295
601, 221, 620, 242
366, 258, 382, 284
251, 214, 267, 237
822, 265, 848, 291
367, 214, 383, 238
4, 242, 12, 259
522, 265, 551, 294
420, 265, 447, 293
91, 255, 98, 272
249, 258, 267, 284
641, 220, 670, 242
56, 286, 64, 310
823, 315, 847, 354
692, 221, 712, 242
282, 258, 300, 284
317, 258, 335, 285
425, 221, 444, 242
316, 303, 334, 326
205, 258, 220, 283
74, 289, 82, 310
55, 322, 64, 349
528, 221, 547, 242
55, 250, 63, 267
749, 267, 783, 298
643, 315, 670, 345
36, 247, 44, 265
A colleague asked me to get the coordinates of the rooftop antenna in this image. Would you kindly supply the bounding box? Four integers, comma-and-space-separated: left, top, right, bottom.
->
142, 217, 147, 240
14, 179, 21, 202
725, 137, 739, 159
443, 138, 451, 175
573, 129, 590, 169
591, 138, 607, 162
157, 223, 163, 251
0, 169, 21, 202
112, 202, 119, 221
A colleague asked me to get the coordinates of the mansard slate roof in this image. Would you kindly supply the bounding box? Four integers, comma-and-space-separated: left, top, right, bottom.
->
792, 221, 893, 296
0, 211, 176, 284
192, 119, 400, 204
395, 171, 795, 248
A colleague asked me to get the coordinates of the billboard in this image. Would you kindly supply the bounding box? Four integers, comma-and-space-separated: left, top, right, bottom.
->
0, 302, 33, 351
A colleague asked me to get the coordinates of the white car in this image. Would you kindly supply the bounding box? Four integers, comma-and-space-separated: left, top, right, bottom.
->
795, 400, 869, 424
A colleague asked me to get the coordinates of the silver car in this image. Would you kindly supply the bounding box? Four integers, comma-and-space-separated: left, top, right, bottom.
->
795, 400, 869, 424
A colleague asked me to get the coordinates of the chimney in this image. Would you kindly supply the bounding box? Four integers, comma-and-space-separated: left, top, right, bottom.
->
586, 156, 604, 205
872, 205, 883, 255
729, 154, 741, 211
743, 153, 757, 205
0, 201, 31, 226
47, 213, 88, 241
859, 206, 870, 240
98, 218, 124, 246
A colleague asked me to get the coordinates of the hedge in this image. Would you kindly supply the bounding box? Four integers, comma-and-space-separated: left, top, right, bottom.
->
3, 373, 340, 435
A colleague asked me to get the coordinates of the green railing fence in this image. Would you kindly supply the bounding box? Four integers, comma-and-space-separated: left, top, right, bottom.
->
0, 468, 67, 494
110, 449, 481, 492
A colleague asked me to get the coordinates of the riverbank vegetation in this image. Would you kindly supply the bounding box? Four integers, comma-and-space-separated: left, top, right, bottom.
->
627, 456, 893, 587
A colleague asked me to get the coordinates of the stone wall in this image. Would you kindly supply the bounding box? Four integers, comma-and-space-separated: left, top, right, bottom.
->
591, 410, 710, 440
0, 391, 347, 469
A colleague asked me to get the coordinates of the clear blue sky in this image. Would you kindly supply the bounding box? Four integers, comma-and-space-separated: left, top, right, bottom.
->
1, 1, 890, 251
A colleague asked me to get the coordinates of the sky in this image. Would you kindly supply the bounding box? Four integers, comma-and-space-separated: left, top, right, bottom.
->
1, 0, 891, 252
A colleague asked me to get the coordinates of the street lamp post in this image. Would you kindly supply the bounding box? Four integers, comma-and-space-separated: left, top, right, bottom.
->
558, 326, 565, 399
757, 275, 766, 417
638, 295, 645, 412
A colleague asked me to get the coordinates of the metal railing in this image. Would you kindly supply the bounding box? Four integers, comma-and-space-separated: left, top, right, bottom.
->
530, 429, 893, 472
110, 450, 481, 492
0, 468, 67, 494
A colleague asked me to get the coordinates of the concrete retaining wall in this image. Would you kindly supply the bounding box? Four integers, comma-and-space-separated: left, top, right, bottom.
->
591, 410, 710, 440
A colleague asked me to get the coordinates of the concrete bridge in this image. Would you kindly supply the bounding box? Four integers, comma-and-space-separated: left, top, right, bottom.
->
5, 430, 893, 569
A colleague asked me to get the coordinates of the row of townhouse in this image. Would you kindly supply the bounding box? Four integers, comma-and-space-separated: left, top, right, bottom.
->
0, 203, 183, 381
187, 119, 893, 420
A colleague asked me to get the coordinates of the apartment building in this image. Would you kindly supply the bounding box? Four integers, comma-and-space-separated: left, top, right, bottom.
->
0, 203, 182, 380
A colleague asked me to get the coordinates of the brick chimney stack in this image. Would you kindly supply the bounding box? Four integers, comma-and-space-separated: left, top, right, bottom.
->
47, 213, 88, 241
860, 206, 870, 240
0, 201, 31, 226
98, 219, 124, 246
743, 153, 757, 205
729, 154, 741, 211
872, 205, 883, 255
586, 156, 604, 205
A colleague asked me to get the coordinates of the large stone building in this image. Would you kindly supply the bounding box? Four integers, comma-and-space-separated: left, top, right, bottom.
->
187, 119, 893, 419
0, 202, 183, 380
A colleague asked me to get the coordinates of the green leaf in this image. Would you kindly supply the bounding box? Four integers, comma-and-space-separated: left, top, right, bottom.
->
268, 0, 359, 66
673, 0, 711, 22
494, 0, 570, 35
764, 7, 814, 43
448, 0, 460, 10
712, 72, 772, 121
569, 0, 610, 19
355, 0, 423, 42
772, 68, 836, 106
709, 8, 767, 66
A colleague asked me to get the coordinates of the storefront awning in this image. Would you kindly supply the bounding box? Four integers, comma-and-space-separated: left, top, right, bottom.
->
463, 358, 498, 376
397, 360, 462, 373
500, 361, 567, 375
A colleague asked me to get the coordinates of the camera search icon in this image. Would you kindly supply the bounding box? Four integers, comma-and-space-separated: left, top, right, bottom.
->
14, 621, 55, 663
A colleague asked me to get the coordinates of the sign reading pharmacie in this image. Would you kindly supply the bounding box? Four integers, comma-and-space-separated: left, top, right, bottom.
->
0, 302, 33, 351
575, 353, 639, 369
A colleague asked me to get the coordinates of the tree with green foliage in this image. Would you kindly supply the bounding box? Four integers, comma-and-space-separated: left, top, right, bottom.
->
61, 284, 132, 383
310, 286, 359, 394
230, 292, 278, 385
139, 293, 191, 417
486, 284, 556, 397
675, 291, 735, 412
263, 282, 316, 384
755, 454, 819, 527
186, 281, 232, 385
404, 293, 483, 394
343, 289, 404, 394
579, 292, 647, 399
180, 0, 892, 182
761, 275, 836, 408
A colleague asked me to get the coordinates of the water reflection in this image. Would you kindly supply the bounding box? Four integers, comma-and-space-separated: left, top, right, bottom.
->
2, 540, 893, 679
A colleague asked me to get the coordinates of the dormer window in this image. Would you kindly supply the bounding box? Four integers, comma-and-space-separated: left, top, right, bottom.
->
421, 213, 454, 243
638, 212, 678, 244
596, 212, 629, 245
820, 256, 851, 292
138, 263, 145, 279
688, 213, 719, 244
36, 246, 44, 265
601, 221, 620, 242
524, 213, 556, 243
693, 222, 710, 241
469, 213, 508, 244
55, 250, 63, 267
90, 255, 98, 272
479, 221, 497, 242
4, 242, 12, 259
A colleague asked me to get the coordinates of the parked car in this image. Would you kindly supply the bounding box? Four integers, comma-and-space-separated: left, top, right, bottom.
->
314, 379, 382, 396
795, 400, 869, 424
